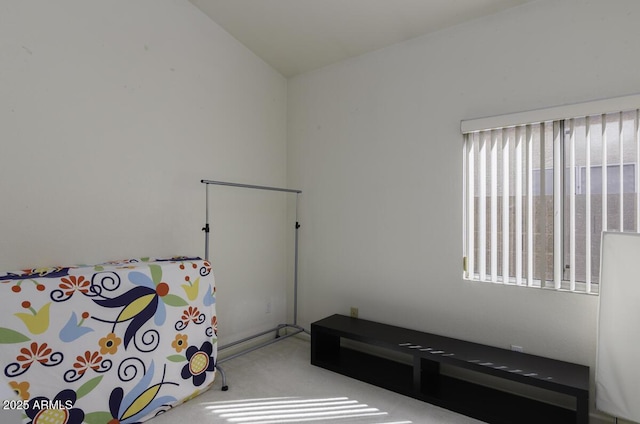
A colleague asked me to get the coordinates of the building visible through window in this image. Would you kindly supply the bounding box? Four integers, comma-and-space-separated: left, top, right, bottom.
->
463, 108, 640, 294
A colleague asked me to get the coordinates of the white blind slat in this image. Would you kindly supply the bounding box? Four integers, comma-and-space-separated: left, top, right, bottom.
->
602, 114, 608, 233
619, 112, 624, 232
463, 133, 468, 278
502, 129, 510, 283
540, 123, 547, 288
515, 127, 523, 285
467, 134, 475, 279
478, 133, 487, 280
490, 131, 499, 282
553, 121, 562, 289
585, 116, 592, 294
526, 125, 534, 286
569, 119, 576, 291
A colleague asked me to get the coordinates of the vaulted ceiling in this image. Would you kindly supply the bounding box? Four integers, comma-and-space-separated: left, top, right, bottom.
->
190, 0, 536, 77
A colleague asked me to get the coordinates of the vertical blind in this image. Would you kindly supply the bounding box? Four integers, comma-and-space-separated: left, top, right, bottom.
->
462, 102, 640, 294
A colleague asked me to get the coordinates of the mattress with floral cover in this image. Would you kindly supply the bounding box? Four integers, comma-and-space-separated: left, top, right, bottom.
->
0, 257, 217, 424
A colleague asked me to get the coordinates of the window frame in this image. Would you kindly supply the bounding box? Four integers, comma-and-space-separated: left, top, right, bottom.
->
462, 94, 640, 295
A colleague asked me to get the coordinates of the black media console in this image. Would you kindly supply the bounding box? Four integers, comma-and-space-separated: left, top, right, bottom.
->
311, 314, 589, 424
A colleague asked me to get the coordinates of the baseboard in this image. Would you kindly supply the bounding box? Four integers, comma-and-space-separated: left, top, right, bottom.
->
591, 412, 638, 424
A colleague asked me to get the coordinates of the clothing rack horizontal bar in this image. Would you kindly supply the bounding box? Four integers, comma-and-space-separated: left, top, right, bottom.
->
218, 325, 288, 351
201, 179, 302, 194
217, 326, 307, 364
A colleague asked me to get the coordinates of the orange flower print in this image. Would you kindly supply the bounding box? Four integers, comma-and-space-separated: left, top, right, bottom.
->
181, 306, 200, 323
211, 315, 218, 336
172, 333, 188, 353
99, 333, 122, 355
16, 342, 52, 369
59, 275, 90, 296
9, 381, 30, 400
73, 351, 103, 375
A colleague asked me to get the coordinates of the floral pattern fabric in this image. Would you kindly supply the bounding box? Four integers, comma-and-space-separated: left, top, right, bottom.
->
0, 257, 217, 424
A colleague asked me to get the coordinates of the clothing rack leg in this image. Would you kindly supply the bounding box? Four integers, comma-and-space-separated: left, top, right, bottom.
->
203, 183, 210, 261
215, 365, 228, 391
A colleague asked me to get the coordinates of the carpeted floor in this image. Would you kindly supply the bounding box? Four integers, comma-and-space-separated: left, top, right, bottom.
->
151, 336, 484, 424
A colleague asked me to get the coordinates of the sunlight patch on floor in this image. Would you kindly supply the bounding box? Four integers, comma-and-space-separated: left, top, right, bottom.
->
203, 396, 413, 423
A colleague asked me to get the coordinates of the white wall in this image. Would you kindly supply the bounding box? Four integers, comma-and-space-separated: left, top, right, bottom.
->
0, 0, 288, 344
288, 0, 640, 419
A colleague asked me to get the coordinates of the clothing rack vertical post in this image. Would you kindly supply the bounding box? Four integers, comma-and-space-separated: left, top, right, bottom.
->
201, 179, 308, 364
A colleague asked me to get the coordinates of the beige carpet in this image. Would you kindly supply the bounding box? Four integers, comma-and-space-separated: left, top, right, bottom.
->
150, 335, 484, 424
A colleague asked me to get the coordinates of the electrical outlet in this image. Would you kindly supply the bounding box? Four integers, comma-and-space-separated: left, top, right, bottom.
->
266, 301, 272, 314
510, 345, 524, 353
350, 307, 359, 318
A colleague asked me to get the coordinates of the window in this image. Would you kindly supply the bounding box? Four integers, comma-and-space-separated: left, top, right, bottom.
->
462, 98, 640, 294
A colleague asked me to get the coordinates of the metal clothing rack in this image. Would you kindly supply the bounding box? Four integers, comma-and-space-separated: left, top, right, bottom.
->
201, 179, 308, 390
